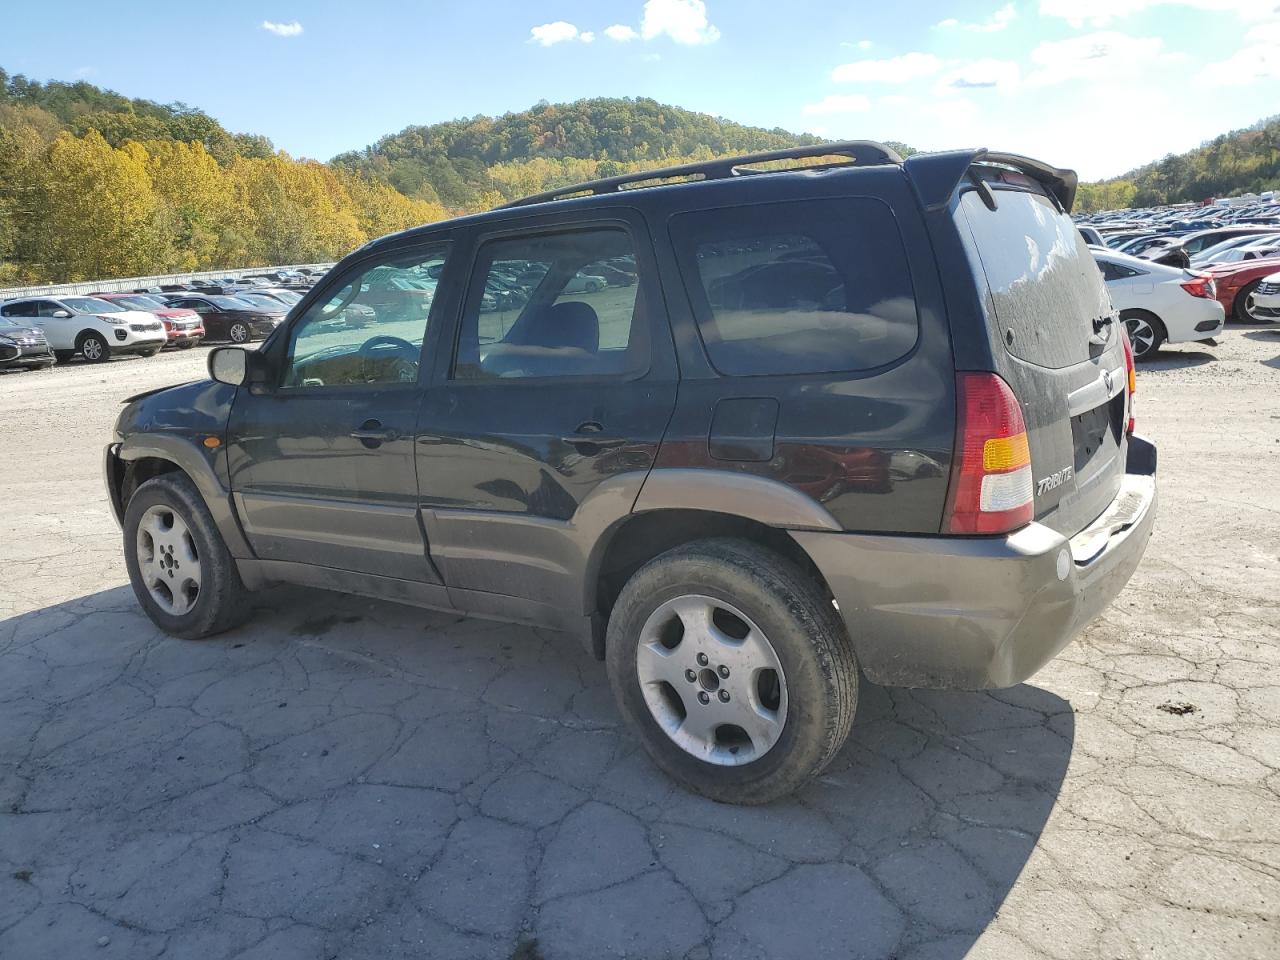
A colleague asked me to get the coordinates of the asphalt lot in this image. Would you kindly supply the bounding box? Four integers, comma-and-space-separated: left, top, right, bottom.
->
0, 329, 1277, 960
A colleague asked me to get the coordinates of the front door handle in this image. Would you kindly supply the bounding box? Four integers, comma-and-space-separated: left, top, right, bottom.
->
350, 419, 399, 448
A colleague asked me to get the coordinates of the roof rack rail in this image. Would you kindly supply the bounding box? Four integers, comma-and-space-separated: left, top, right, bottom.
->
500, 140, 905, 208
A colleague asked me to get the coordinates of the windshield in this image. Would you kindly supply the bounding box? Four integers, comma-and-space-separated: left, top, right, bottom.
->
237, 294, 281, 308
209, 296, 257, 309
113, 295, 165, 310
64, 297, 123, 313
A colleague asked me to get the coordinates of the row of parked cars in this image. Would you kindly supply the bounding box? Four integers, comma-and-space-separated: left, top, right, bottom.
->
1077, 203, 1280, 359
0, 268, 332, 371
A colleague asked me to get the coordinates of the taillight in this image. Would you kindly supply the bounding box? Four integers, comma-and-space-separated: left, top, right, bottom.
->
943, 373, 1034, 535
1180, 274, 1217, 299
1121, 328, 1136, 434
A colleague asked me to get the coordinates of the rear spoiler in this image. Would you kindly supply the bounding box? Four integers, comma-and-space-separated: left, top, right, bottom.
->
903, 148, 1079, 214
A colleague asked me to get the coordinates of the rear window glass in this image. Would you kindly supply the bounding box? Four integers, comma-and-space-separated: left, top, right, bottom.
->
957, 188, 1112, 369
671, 199, 918, 376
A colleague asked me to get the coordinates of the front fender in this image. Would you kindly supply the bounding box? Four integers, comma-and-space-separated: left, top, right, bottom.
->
114, 433, 254, 559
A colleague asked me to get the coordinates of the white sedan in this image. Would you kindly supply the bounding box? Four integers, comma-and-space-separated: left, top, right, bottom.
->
1248, 272, 1280, 322
1091, 248, 1226, 360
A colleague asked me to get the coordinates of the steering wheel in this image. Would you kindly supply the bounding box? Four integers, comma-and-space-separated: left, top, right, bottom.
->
359, 335, 418, 358
357, 335, 419, 383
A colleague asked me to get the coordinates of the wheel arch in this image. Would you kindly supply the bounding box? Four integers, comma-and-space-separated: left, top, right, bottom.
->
1233, 278, 1261, 320
586, 507, 838, 661
113, 435, 254, 559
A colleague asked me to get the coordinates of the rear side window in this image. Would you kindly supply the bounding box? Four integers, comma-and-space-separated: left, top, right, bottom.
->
671, 199, 918, 376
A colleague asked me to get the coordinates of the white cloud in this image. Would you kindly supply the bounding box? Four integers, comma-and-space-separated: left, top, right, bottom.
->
832, 52, 944, 83
840, 39, 874, 49
940, 57, 1021, 89
261, 20, 303, 37
802, 94, 873, 115
1026, 31, 1171, 85
1198, 22, 1280, 85
941, 3, 1016, 32
605, 24, 640, 41
529, 21, 587, 45
640, 0, 720, 45
1039, 0, 1277, 28
580, 31, 596, 43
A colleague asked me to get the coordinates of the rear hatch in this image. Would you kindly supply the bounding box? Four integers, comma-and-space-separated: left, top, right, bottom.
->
952, 169, 1128, 537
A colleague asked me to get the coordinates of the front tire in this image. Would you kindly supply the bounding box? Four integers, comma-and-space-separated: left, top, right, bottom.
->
1121, 310, 1165, 360
606, 538, 858, 804
1236, 280, 1263, 322
138, 347, 160, 358
78, 332, 111, 363
123, 473, 251, 639
54, 350, 74, 363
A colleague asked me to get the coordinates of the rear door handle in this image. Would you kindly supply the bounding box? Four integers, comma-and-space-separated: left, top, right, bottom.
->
562, 421, 626, 449
350, 419, 399, 447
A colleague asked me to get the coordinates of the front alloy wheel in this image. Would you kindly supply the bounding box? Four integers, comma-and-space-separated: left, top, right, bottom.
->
636, 595, 787, 766
135, 504, 202, 616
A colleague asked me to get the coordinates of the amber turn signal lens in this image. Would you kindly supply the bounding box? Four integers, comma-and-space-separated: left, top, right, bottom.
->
202, 436, 222, 449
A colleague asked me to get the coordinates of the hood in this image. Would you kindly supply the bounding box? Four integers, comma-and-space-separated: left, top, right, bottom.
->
0, 325, 44, 340
153, 308, 200, 320
97, 309, 163, 323
116, 379, 237, 441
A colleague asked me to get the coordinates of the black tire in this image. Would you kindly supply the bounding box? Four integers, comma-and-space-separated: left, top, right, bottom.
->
1234, 279, 1263, 322
138, 348, 160, 358
1120, 310, 1165, 360
123, 472, 252, 639
54, 350, 74, 363
78, 331, 111, 363
227, 321, 251, 344
606, 538, 857, 804
177, 341, 196, 350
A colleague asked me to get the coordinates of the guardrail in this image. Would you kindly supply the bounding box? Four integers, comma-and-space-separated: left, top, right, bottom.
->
0, 264, 336, 301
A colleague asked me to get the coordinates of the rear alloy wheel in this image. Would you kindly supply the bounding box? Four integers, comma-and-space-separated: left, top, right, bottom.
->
1121, 311, 1164, 360
607, 538, 858, 804
227, 321, 251, 344
79, 332, 110, 363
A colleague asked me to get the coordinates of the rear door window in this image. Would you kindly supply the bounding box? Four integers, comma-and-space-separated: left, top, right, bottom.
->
670, 199, 918, 376
957, 188, 1112, 369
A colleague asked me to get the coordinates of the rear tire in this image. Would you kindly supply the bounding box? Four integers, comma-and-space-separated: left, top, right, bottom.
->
1121, 310, 1165, 360
78, 332, 111, 363
123, 473, 252, 639
227, 321, 250, 344
606, 538, 857, 804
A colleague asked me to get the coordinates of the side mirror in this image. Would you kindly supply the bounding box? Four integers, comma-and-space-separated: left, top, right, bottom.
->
208, 346, 248, 386
51, 310, 72, 319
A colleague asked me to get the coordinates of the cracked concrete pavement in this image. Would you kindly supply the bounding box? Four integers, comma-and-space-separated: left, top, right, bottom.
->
0, 327, 1277, 959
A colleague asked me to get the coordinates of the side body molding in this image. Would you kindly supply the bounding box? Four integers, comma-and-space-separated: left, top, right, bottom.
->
631, 468, 843, 532
114, 434, 255, 560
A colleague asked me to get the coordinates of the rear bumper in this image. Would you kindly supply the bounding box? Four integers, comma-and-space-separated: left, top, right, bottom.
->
792, 435, 1158, 689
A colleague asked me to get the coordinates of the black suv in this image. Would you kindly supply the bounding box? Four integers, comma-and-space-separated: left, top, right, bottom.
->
105, 142, 1157, 803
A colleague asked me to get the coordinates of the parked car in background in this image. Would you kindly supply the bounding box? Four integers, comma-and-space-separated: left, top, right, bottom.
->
91, 293, 205, 349
0, 296, 166, 362
1190, 233, 1280, 265
1246, 272, 1280, 322
1092, 249, 1224, 359
1203, 256, 1280, 321
0, 316, 55, 370
1077, 225, 1104, 246
159, 294, 285, 343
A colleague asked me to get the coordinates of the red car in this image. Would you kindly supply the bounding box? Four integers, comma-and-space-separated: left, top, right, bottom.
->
1204, 257, 1280, 322
90, 293, 205, 348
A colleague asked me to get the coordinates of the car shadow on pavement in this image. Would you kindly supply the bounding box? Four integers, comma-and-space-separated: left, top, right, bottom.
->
0, 584, 1073, 960
1143, 349, 1213, 369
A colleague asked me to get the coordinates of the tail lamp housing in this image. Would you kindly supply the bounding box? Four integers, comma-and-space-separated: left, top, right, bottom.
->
943, 373, 1034, 535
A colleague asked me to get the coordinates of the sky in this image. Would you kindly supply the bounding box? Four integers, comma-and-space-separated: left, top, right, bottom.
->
2, 0, 1279, 179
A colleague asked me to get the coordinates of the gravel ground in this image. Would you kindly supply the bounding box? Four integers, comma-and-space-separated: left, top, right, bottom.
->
0, 328, 1277, 960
